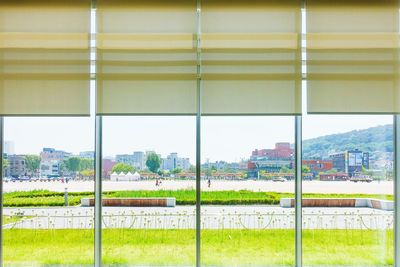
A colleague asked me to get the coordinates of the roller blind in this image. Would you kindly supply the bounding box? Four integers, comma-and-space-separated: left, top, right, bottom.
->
307, 0, 400, 114
0, 0, 90, 116
201, 0, 301, 115
96, 0, 197, 115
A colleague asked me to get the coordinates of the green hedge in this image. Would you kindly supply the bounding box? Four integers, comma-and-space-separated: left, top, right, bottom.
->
2, 189, 393, 207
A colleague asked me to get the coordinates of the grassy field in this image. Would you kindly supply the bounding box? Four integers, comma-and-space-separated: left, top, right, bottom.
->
3, 216, 26, 225
3, 190, 393, 207
2, 229, 393, 266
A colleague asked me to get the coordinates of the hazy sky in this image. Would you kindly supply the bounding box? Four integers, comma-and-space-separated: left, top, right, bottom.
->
4, 115, 393, 163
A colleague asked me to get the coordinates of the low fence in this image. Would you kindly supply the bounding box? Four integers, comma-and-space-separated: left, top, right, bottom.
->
3, 208, 393, 230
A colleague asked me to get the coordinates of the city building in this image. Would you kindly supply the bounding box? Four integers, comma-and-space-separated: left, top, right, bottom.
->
162, 153, 191, 171
329, 149, 369, 176
79, 151, 95, 159
115, 154, 135, 166
302, 160, 334, 176
8, 155, 27, 178
248, 143, 294, 177
203, 160, 250, 171
251, 142, 294, 160
40, 160, 60, 177
40, 148, 71, 162
132, 151, 145, 170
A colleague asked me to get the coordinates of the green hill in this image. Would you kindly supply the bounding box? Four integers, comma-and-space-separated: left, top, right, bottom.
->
303, 124, 393, 159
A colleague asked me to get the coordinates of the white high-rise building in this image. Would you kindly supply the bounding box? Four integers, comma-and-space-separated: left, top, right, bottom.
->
133, 151, 145, 170
162, 152, 191, 171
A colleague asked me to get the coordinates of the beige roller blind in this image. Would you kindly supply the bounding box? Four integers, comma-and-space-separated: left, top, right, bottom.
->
307, 0, 400, 114
96, 0, 197, 115
201, 0, 301, 115
0, 0, 90, 116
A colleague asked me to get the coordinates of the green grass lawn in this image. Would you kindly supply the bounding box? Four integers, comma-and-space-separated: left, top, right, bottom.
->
3, 189, 393, 207
3, 216, 25, 225
3, 229, 393, 266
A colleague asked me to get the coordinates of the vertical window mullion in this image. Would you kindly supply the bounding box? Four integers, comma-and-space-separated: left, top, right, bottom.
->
195, 0, 202, 266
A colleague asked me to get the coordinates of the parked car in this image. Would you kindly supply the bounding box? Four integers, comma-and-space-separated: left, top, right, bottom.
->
272, 177, 286, 182
350, 173, 372, 183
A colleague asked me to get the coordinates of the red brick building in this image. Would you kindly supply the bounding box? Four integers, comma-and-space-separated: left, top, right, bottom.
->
302, 160, 333, 174
251, 142, 294, 160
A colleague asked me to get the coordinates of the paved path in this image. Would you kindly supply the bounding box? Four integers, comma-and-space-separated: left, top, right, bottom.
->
3, 206, 393, 230
3, 180, 394, 194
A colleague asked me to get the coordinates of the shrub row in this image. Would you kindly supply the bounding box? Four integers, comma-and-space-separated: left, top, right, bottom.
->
3, 190, 393, 207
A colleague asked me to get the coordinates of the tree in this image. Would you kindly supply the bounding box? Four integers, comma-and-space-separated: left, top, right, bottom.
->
280, 166, 292, 173
171, 167, 183, 174
302, 165, 311, 173
146, 153, 161, 174
25, 155, 41, 177
3, 159, 9, 170
361, 166, 373, 176
324, 168, 338, 174
79, 158, 93, 171
80, 169, 94, 179
63, 157, 81, 174
259, 170, 267, 178
3, 159, 9, 176
189, 165, 196, 173
205, 167, 212, 177
111, 162, 134, 174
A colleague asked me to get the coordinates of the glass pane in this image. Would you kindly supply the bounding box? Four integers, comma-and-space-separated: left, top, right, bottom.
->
302, 115, 394, 266
201, 116, 295, 266
102, 116, 196, 266
3, 117, 94, 266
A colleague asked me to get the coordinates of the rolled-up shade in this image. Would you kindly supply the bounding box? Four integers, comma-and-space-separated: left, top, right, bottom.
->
307, 0, 400, 114
0, 0, 90, 116
96, 0, 197, 115
201, 0, 301, 115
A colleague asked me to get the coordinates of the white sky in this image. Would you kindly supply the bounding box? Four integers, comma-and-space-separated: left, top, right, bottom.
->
4, 115, 393, 163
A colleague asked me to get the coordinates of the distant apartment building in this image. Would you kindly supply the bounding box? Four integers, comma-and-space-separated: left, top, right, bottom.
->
40, 148, 71, 162
4, 141, 15, 155
202, 161, 248, 171
79, 151, 95, 159
203, 161, 227, 170
248, 142, 294, 177
329, 149, 369, 176
116, 154, 135, 166
132, 151, 145, 170
3, 153, 9, 177
252, 142, 294, 160
9, 155, 27, 178
162, 153, 191, 171
40, 160, 60, 177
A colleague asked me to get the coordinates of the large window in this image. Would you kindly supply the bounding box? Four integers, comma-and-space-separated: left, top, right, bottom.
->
101, 116, 196, 266
3, 117, 94, 266
0, 0, 399, 266
302, 115, 394, 266
201, 116, 295, 266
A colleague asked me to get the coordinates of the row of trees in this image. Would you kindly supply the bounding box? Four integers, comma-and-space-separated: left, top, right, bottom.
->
111, 152, 162, 174
3, 155, 94, 178
3, 152, 164, 178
